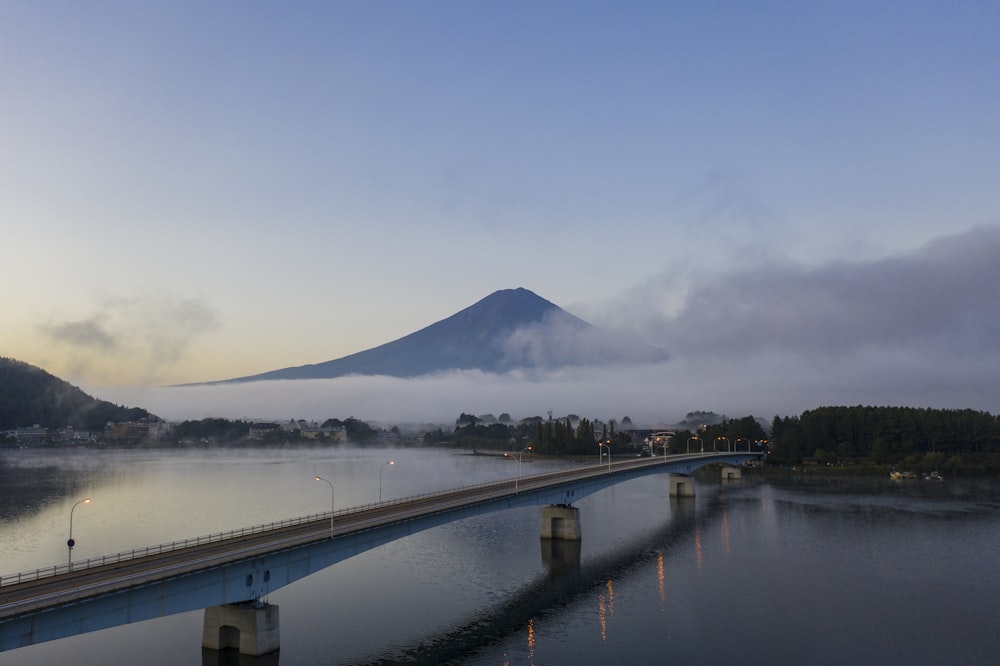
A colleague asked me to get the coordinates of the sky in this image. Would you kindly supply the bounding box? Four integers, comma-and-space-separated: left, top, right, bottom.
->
2, 1, 999, 427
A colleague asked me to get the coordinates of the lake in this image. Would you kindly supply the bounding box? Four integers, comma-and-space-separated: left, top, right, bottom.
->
1, 447, 998, 665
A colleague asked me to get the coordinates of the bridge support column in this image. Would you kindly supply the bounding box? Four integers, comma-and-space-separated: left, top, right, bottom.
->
669, 474, 695, 497
203, 601, 280, 656
540, 504, 581, 540
721, 465, 742, 480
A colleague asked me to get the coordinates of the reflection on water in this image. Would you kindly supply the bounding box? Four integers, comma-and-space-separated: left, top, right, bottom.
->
1, 450, 998, 666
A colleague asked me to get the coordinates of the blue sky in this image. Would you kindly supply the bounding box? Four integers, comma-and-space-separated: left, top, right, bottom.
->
3, 2, 998, 425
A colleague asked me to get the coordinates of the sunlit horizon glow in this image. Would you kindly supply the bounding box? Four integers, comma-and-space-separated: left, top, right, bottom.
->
2, 2, 998, 423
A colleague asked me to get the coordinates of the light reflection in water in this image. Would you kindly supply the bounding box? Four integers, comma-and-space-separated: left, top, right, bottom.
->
656, 550, 666, 605
527, 617, 535, 664
598, 592, 607, 642
695, 527, 703, 572
721, 510, 730, 553
503, 618, 536, 666
598, 578, 616, 642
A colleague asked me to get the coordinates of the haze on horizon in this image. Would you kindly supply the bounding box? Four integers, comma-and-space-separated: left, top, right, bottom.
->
2, 3, 998, 425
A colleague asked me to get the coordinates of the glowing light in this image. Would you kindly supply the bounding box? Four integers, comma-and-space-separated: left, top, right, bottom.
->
656, 550, 665, 605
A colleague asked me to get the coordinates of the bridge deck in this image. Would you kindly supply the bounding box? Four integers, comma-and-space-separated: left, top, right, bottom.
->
1, 451, 759, 624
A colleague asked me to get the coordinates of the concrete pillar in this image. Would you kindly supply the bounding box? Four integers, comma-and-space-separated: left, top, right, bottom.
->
540, 504, 581, 540
203, 602, 280, 656
669, 474, 695, 497
721, 465, 742, 480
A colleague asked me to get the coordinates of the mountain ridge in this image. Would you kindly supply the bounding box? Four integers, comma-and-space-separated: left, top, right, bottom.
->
188, 288, 667, 385
0, 357, 155, 430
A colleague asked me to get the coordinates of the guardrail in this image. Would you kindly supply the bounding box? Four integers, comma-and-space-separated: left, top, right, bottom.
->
0, 466, 573, 587
1, 451, 750, 588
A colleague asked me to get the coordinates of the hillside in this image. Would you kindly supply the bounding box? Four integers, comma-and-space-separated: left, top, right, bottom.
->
0, 357, 154, 430
196, 287, 668, 384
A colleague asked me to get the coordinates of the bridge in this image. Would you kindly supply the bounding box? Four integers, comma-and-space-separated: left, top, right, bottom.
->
0, 451, 760, 656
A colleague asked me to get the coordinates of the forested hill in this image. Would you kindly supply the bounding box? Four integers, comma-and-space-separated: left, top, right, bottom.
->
0, 357, 154, 430
770, 405, 1000, 467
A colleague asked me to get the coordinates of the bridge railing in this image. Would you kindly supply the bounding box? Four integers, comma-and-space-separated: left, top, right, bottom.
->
1, 451, 757, 587
0, 509, 334, 587
0, 463, 590, 587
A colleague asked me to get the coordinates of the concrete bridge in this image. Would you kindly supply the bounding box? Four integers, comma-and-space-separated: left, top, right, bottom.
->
0, 451, 760, 656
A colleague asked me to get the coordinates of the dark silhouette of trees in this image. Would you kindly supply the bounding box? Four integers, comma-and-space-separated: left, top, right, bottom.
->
0, 357, 154, 430
768, 406, 1000, 471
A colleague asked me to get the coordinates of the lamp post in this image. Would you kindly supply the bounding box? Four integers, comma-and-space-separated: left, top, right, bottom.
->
379, 460, 394, 502
687, 436, 701, 454
315, 476, 334, 537
68, 497, 91, 570
505, 446, 532, 494
599, 442, 611, 474
716, 436, 730, 452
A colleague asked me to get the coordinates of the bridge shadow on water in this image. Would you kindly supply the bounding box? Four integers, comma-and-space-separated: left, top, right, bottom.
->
343, 489, 728, 666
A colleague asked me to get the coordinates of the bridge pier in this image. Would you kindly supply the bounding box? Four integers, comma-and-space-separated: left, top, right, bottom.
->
721, 465, 742, 481
668, 474, 695, 497
540, 504, 581, 540
202, 602, 280, 657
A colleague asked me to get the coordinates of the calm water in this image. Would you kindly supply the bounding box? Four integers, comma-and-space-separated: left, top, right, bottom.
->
1, 447, 998, 665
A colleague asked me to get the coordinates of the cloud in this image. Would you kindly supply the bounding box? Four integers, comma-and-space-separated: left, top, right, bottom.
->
39, 317, 116, 350
38, 294, 220, 385
99, 226, 1000, 426
631, 224, 1000, 360
501, 311, 669, 368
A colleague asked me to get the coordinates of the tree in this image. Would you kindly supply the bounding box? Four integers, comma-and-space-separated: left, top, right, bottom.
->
456, 413, 479, 427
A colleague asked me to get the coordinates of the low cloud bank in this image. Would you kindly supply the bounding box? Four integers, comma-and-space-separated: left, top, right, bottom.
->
105, 346, 997, 428
101, 226, 1000, 426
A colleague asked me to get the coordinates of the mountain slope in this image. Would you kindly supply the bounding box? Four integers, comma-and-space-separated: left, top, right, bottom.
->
201, 288, 668, 384
0, 357, 155, 429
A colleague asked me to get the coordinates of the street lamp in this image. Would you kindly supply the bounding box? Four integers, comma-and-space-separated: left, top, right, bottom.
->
716, 436, 730, 452
68, 497, 91, 570
598, 442, 611, 474
687, 436, 701, 454
505, 446, 532, 494
379, 460, 394, 502
315, 476, 334, 536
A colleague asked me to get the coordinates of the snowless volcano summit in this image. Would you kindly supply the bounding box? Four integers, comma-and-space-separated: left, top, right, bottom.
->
194, 288, 668, 384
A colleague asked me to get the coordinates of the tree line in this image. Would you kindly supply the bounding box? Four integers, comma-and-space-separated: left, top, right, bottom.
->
445, 407, 1000, 474
769, 406, 1000, 473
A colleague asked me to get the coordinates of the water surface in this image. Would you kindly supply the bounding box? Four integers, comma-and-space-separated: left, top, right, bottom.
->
1, 449, 997, 665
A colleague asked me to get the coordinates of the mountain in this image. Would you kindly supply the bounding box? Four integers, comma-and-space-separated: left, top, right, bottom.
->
0, 357, 155, 430
198, 288, 668, 384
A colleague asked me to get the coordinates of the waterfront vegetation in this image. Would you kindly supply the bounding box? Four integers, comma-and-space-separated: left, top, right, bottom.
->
3, 356, 998, 473
769, 406, 1000, 474
4, 408, 998, 475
